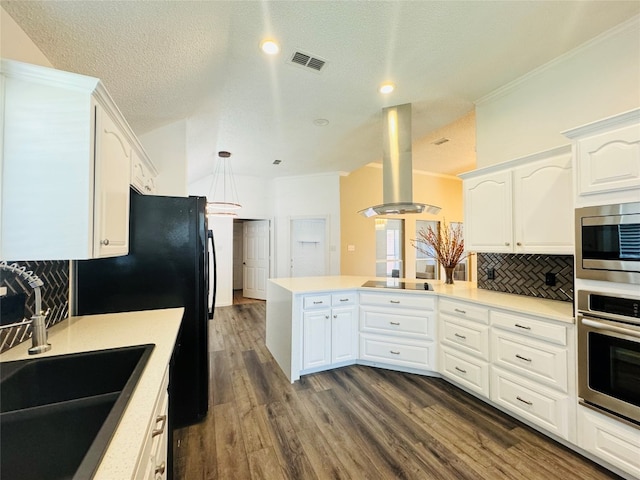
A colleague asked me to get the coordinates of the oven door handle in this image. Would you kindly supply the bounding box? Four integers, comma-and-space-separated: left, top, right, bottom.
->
581, 318, 640, 339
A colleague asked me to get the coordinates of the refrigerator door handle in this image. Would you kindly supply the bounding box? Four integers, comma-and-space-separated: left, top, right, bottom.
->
208, 230, 216, 319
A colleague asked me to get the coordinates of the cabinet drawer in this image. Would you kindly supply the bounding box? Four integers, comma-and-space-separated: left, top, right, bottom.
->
439, 298, 489, 324
359, 292, 435, 310
578, 406, 640, 478
303, 295, 331, 309
492, 330, 568, 392
491, 367, 570, 440
441, 315, 489, 360
360, 306, 434, 339
332, 292, 357, 306
491, 310, 567, 346
441, 347, 489, 397
360, 335, 434, 370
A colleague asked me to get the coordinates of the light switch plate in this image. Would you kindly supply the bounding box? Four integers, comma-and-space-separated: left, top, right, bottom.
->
0, 286, 7, 296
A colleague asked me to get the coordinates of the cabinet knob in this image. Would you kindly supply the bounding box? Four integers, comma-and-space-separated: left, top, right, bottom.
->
333, 315, 337, 318
152, 414, 167, 437
504, 242, 510, 246
101, 239, 110, 246
155, 462, 166, 475
516, 242, 522, 246
325, 315, 329, 319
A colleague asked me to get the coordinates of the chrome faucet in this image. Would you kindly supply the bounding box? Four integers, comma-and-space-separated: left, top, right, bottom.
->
0, 261, 52, 354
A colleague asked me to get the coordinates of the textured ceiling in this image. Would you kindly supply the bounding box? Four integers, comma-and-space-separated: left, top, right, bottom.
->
2, 1, 639, 183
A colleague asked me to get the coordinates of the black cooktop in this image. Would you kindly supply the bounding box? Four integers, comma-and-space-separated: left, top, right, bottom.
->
362, 280, 434, 291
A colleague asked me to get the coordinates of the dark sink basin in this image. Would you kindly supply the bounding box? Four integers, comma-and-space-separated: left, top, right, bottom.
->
0, 344, 154, 480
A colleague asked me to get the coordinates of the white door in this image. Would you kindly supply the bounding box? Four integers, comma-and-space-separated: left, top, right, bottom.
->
243, 220, 269, 300
291, 218, 327, 277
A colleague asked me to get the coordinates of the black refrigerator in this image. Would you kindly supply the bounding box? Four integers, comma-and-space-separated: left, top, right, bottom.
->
75, 190, 215, 431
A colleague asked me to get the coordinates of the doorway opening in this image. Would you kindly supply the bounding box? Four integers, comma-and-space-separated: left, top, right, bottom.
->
232, 219, 270, 304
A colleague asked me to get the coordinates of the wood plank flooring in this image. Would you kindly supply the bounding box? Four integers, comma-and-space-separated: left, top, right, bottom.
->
173, 303, 621, 480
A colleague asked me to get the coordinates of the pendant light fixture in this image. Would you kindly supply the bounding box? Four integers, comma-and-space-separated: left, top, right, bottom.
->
206, 151, 242, 216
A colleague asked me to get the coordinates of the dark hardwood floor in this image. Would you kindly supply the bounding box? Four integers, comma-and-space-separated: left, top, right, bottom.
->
173, 303, 620, 480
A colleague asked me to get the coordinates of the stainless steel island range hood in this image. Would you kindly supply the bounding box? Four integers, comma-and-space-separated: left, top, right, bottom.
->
358, 103, 441, 217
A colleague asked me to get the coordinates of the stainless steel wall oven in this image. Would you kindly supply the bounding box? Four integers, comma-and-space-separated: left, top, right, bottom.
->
575, 202, 640, 284
577, 290, 640, 426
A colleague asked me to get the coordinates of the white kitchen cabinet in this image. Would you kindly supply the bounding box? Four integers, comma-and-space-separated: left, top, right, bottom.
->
301, 291, 357, 373
461, 145, 573, 254
577, 405, 640, 479
438, 298, 490, 397
0, 59, 151, 260
489, 308, 575, 442
359, 291, 437, 373
135, 366, 170, 480
563, 108, 640, 206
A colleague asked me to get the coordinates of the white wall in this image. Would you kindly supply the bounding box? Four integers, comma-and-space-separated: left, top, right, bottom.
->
476, 17, 640, 168
0, 7, 52, 66
207, 215, 234, 307
139, 120, 188, 197
272, 172, 341, 278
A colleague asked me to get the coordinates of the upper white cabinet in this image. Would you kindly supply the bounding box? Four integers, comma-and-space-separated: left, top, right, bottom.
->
461, 146, 573, 254
563, 108, 640, 207
131, 145, 158, 195
0, 59, 152, 260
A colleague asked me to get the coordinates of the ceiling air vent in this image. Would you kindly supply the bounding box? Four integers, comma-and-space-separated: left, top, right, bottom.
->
289, 50, 326, 73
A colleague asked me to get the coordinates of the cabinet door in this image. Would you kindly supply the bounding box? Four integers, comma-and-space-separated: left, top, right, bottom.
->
303, 309, 331, 369
331, 306, 357, 363
513, 153, 573, 253
577, 123, 640, 196
94, 105, 131, 257
463, 170, 513, 252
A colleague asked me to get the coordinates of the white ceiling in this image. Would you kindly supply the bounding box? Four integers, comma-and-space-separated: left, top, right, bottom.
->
2, 1, 639, 183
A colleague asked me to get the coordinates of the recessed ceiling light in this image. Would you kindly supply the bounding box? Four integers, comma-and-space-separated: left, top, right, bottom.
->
260, 40, 280, 55
314, 118, 329, 126
379, 83, 395, 94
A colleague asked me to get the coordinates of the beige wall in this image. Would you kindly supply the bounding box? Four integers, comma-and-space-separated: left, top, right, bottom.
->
340, 165, 464, 278
1, 7, 52, 66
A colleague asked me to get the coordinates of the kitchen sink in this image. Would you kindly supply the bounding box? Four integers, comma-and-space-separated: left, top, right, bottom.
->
0, 344, 154, 480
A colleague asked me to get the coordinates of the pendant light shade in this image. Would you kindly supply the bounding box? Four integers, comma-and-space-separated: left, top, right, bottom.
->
206, 151, 242, 216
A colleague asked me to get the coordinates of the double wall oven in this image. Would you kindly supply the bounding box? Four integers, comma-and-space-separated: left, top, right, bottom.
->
577, 291, 640, 426
576, 201, 640, 426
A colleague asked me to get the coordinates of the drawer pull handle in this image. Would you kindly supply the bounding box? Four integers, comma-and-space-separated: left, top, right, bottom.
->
454, 333, 466, 340
454, 308, 466, 314
390, 321, 400, 325
340, 298, 349, 302
390, 300, 400, 304
454, 366, 467, 374
516, 396, 533, 406
390, 350, 400, 355
155, 462, 166, 475
152, 414, 167, 437
515, 323, 531, 330
313, 301, 324, 305
515, 354, 532, 362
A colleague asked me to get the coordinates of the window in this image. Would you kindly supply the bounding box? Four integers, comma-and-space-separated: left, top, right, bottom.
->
415, 220, 440, 280
375, 219, 404, 277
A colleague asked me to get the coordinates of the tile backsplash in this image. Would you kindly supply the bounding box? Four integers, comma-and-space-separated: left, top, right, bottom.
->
476, 253, 574, 302
0, 260, 69, 353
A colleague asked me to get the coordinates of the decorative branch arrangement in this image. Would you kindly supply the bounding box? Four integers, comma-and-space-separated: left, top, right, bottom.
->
412, 220, 473, 284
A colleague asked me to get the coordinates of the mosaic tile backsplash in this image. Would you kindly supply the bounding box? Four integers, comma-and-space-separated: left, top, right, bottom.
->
0, 260, 69, 353
476, 253, 574, 302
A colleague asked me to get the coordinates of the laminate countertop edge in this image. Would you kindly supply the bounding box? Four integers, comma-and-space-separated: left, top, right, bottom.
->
269, 276, 575, 324
0, 307, 184, 480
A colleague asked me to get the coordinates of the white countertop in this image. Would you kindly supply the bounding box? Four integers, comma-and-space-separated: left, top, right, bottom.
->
270, 276, 574, 323
0, 307, 183, 480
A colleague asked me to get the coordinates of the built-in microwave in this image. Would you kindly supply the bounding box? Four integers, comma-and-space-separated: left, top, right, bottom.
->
575, 201, 640, 284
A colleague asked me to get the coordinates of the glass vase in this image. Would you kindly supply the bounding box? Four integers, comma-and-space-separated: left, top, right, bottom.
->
444, 266, 455, 285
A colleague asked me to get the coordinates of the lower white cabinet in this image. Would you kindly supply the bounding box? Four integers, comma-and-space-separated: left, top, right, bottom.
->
491, 366, 571, 440
301, 291, 357, 373
136, 366, 170, 480
359, 291, 436, 372
440, 346, 490, 397
577, 406, 640, 478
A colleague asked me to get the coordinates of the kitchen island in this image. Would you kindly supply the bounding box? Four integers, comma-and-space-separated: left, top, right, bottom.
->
0, 307, 183, 480
267, 275, 573, 382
